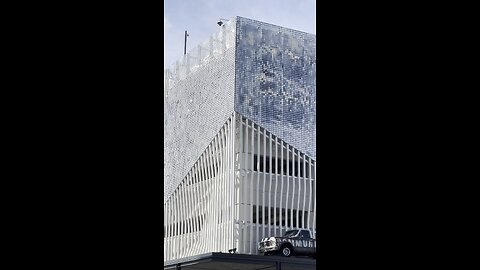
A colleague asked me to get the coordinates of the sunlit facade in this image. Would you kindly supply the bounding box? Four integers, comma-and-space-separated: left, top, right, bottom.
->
164, 16, 316, 261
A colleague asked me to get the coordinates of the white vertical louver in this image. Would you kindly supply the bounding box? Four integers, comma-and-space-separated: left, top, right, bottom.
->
164, 113, 316, 260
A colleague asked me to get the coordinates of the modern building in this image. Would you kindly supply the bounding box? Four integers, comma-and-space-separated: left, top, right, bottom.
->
164, 16, 316, 262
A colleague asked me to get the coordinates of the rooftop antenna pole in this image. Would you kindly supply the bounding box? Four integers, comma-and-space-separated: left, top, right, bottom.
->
184, 30, 189, 55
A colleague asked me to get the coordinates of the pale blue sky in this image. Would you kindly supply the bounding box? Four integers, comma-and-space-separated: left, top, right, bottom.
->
164, 0, 316, 69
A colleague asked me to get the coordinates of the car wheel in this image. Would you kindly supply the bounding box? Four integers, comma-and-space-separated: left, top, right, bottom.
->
281, 246, 292, 257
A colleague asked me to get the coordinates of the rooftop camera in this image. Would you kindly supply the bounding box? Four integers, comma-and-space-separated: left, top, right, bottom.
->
217, 18, 229, 26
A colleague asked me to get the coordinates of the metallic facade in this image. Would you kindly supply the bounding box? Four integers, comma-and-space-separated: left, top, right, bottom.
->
164, 17, 316, 261
164, 20, 237, 203
235, 17, 316, 159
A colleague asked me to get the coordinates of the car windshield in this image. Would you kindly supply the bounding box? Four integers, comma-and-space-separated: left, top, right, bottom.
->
283, 230, 299, 237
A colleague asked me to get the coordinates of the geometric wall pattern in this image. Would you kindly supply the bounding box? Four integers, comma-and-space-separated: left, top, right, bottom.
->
164, 17, 316, 261
164, 20, 237, 203
164, 16, 316, 203
164, 113, 316, 261
164, 113, 236, 260
235, 114, 316, 255
235, 17, 316, 159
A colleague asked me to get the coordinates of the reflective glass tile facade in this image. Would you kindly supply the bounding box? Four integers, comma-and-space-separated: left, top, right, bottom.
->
234, 17, 316, 159
164, 16, 315, 203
